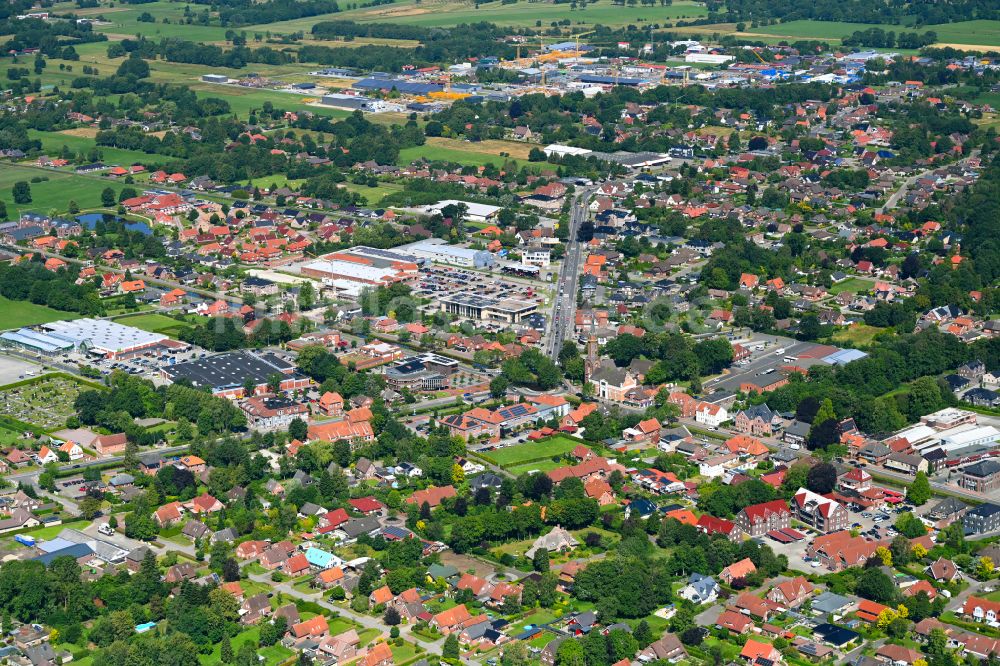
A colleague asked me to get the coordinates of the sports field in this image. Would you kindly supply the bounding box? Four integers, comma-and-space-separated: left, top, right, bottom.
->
328, 0, 707, 28
0, 296, 80, 329
482, 435, 584, 468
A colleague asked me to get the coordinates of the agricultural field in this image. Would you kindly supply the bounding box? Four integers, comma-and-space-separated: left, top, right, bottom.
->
329, 0, 707, 29
0, 164, 131, 218
0, 375, 91, 430
396, 141, 558, 170
743, 18, 1000, 49
482, 435, 584, 469
0, 296, 81, 329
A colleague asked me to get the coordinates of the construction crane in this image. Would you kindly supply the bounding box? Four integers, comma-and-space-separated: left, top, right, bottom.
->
573, 29, 596, 55
751, 48, 768, 64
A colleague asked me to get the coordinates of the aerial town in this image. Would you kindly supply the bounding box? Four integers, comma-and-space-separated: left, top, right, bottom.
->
1, 0, 1000, 665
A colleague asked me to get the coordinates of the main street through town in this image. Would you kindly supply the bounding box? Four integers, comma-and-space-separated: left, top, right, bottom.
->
547, 187, 595, 362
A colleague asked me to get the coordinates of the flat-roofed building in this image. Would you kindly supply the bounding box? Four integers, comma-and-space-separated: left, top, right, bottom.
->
440, 294, 537, 324
405, 240, 495, 269
384, 353, 458, 391
32, 318, 174, 359
161, 350, 310, 398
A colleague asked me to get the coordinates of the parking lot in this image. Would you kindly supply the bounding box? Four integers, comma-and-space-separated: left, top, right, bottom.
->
65, 345, 207, 384
771, 502, 917, 572
411, 266, 549, 333
0, 354, 45, 386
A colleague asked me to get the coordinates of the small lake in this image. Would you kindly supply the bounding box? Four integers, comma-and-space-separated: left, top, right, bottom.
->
77, 213, 152, 236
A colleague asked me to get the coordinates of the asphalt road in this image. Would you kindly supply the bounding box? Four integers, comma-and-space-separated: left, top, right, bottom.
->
547, 187, 595, 361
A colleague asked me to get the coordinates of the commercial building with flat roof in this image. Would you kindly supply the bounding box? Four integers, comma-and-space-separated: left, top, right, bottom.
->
384, 353, 458, 391
440, 294, 537, 323
300, 247, 419, 286
161, 350, 311, 398
421, 200, 501, 223
19, 318, 173, 358
0, 328, 74, 354
405, 240, 494, 269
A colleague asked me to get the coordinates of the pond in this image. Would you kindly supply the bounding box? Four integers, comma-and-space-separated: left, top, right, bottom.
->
76, 213, 152, 236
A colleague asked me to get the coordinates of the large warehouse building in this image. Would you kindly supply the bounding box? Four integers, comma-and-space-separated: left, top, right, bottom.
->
300, 246, 420, 291
160, 350, 311, 398
1, 319, 174, 359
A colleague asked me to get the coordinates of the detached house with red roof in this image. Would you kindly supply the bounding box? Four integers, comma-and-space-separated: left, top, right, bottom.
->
719, 557, 757, 584
405, 485, 456, 509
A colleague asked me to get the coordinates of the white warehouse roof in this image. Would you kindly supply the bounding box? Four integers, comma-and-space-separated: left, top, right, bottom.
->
43, 319, 167, 354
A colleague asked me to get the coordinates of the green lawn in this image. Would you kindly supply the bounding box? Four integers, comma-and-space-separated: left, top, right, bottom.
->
830, 323, 886, 348
828, 277, 873, 295
390, 641, 423, 664
331, 0, 707, 28
193, 87, 351, 120
340, 181, 406, 206
0, 164, 132, 218
0, 295, 80, 329
26, 130, 172, 167
506, 459, 566, 475
113, 313, 194, 338
482, 436, 584, 468
396, 144, 557, 171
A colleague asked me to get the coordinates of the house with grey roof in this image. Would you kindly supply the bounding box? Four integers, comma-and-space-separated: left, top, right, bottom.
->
526, 526, 579, 558
677, 573, 719, 604
810, 591, 853, 616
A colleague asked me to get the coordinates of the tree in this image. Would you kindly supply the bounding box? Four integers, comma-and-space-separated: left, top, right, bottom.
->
555, 638, 585, 666
101, 187, 116, 207
977, 556, 995, 580
267, 373, 282, 394
875, 545, 893, 567
532, 547, 550, 573
894, 512, 927, 539
908, 471, 931, 506
443, 633, 460, 660
489, 375, 509, 399
633, 620, 653, 648
79, 496, 103, 520
383, 607, 401, 625
12, 181, 31, 204
806, 462, 837, 494
856, 567, 896, 604
288, 418, 308, 441
124, 511, 158, 540
502, 641, 530, 666
222, 558, 240, 582
221, 635, 234, 664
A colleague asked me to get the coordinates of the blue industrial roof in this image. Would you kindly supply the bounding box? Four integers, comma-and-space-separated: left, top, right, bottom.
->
305, 547, 338, 568
1, 328, 75, 352
33, 543, 92, 565
822, 349, 868, 365
37, 537, 76, 554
